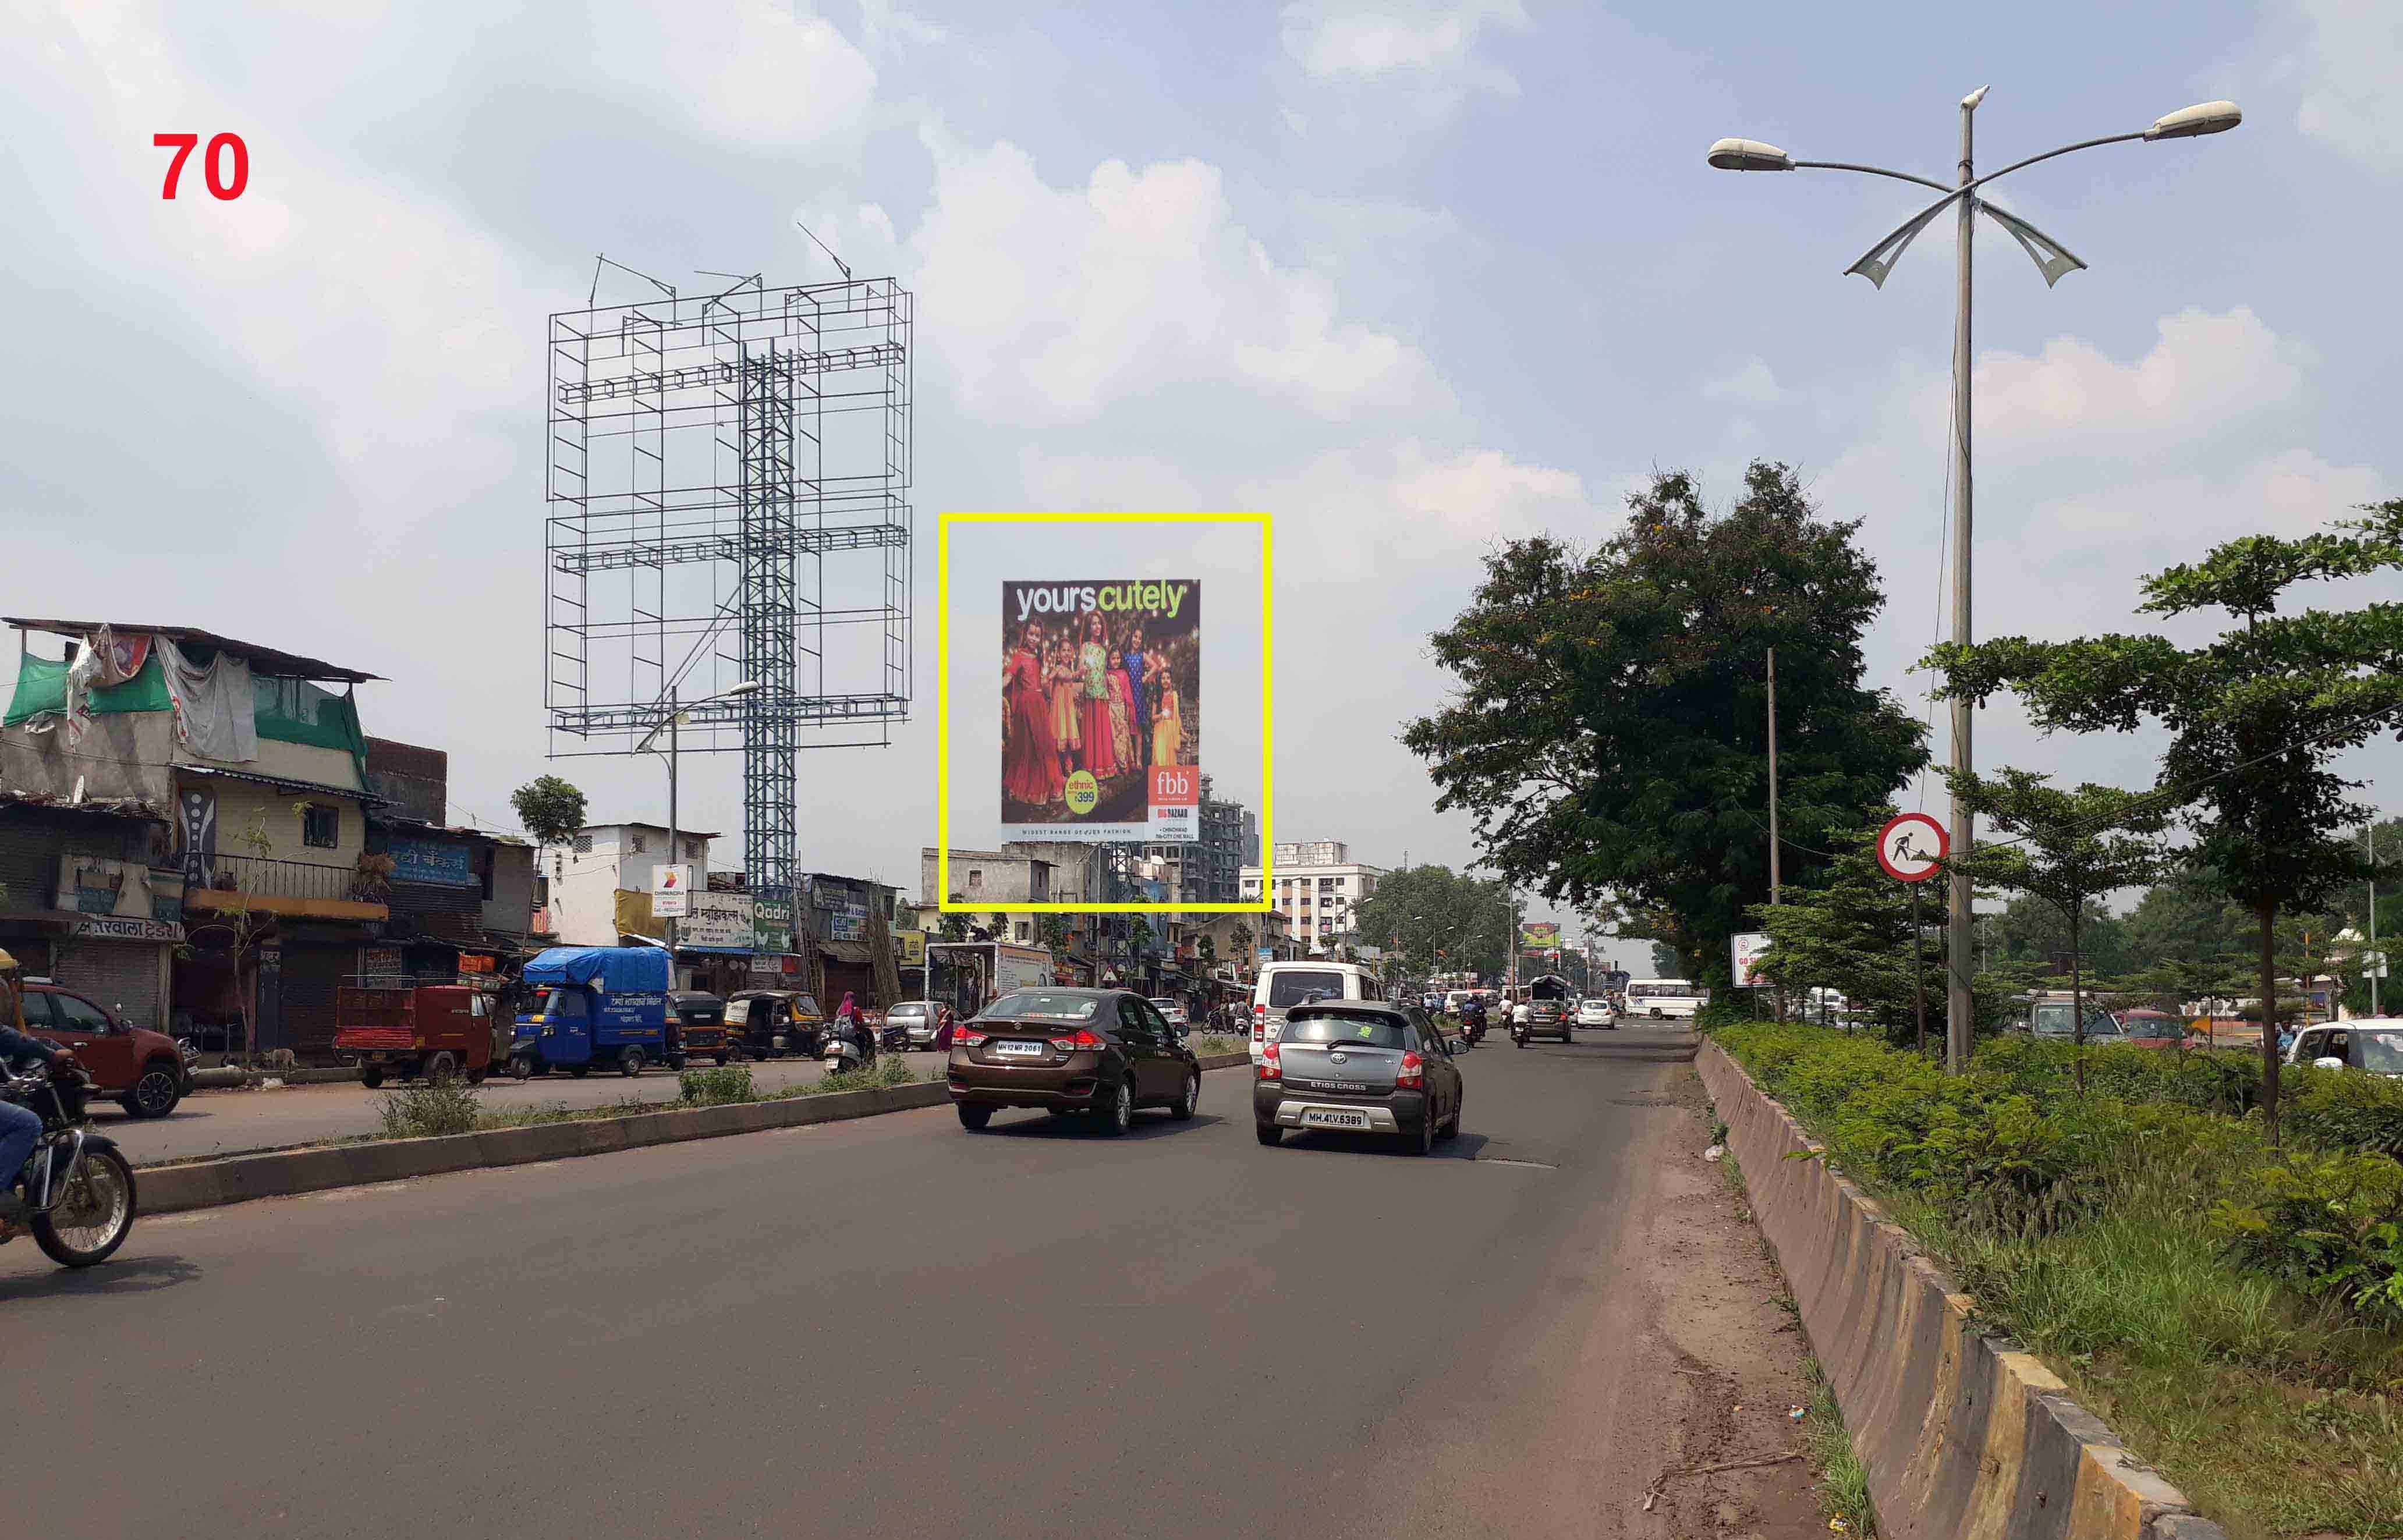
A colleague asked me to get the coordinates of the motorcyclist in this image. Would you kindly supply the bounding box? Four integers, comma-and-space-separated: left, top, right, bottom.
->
832, 991, 874, 1065
0, 952, 82, 1238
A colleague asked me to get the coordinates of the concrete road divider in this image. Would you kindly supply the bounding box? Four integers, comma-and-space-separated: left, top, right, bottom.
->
142, 1051, 1252, 1215
1697, 1040, 2225, 1540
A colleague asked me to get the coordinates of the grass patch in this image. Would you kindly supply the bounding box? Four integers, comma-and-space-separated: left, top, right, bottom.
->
376, 1079, 482, 1139
368, 1056, 919, 1140
678, 1065, 755, 1106
1801, 1356, 1876, 1537
1197, 1035, 1239, 1055
1716, 1024, 2403, 1539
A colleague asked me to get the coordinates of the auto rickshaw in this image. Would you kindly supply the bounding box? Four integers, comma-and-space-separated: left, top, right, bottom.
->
725, 989, 825, 1060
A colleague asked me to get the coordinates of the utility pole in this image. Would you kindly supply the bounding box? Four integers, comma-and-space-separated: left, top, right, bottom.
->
1766, 647, 1781, 907
1767, 646, 1785, 1023
2369, 824, 2381, 1019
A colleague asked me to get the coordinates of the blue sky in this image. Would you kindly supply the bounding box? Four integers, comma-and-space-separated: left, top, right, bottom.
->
2, 1, 2395, 972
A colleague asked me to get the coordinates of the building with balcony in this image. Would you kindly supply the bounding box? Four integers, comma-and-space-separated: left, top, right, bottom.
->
1243, 840, 1385, 953
0, 619, 389, 1058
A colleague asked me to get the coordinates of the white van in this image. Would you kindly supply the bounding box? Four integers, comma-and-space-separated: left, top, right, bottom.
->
1626, 979, 1709, 1019
1252, 961, 1383, 1063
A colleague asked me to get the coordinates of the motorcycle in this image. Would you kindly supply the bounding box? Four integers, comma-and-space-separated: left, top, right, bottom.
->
1459, 1002, 1487, 1046
2, 1060, 137, 1269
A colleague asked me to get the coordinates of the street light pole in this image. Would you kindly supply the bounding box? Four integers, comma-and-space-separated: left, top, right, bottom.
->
1706, 92, 2242, 1070
1945, 86, 1983, 1074
637, 678, 761, 975
667, 681, 679, 954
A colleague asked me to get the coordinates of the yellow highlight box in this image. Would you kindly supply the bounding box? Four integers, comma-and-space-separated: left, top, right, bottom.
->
936, 512, 1273, 914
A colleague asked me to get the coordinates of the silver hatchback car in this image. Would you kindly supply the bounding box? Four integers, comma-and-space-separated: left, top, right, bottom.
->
1254, 1000, 1465, 1156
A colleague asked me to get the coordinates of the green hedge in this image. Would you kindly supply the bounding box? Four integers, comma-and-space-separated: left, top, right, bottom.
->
1712, 1022, 2403, 1325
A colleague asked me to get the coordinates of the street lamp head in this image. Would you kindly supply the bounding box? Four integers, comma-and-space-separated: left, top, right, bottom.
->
1706, 137, 1794, 172
2145, 100, 2241, 141
722, 679, 764, 697
1961, 85, 1990, 111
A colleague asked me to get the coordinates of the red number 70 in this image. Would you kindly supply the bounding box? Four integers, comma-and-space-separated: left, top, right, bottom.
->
154, 133, 248, 200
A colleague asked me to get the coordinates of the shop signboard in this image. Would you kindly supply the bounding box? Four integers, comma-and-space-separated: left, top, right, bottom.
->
66, 914, 183, 943
652, 863, 693, 917
681, 889, 754, 950
385, 839, 476, 888
830, 901, 869, 943
897, 929, 927, 967
752, 894, 793, 954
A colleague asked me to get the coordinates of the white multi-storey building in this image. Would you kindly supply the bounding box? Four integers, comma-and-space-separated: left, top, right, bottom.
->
538, 821, 715, 947
1242, 840, 1385, 952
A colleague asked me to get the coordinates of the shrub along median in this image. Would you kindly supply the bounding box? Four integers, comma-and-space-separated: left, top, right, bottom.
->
142, 1050, 1255, 1215
1707, 1014, 2403, 1540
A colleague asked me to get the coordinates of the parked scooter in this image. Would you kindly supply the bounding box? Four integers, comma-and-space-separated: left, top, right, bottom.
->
1, 1060, 136, 1269
820, 1021, 877, 1075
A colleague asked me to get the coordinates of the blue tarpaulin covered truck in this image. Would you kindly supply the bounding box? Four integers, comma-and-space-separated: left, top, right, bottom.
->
506, 946, 676, 1079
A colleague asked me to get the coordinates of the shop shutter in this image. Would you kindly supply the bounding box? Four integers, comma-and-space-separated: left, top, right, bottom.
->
55, 942, 165, 1031
278, 944, 349, 1061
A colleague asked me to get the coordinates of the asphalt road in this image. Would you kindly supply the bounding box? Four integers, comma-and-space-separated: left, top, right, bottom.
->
106, 1051, 961, 1165
2, 1023, 1810, 1540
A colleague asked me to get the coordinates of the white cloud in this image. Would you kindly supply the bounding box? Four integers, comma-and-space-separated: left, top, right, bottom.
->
1280, 0, 1532, 119
2280, 0, 2403, 178
1966, 306, 2314, 462
1699, 356, 1791, 410
655, 0, 878, 143
890, 137, 1458, 431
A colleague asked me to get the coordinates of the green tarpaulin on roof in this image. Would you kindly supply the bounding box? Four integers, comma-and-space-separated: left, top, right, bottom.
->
2, 653, 170, 723
4, 651, 368, 779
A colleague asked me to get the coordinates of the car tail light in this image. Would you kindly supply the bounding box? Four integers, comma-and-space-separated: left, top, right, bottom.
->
956, 1027, 986, 1051
1396, 1051, 1424, 1090
1049, 1028, 1105, 1053
1258, 1041, 1281, 1081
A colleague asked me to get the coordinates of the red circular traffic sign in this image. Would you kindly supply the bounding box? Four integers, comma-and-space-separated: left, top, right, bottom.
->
1875, 812, 1948, 883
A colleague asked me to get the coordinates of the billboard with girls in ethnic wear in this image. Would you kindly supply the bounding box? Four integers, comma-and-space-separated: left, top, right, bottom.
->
1000, 578, 1200, 841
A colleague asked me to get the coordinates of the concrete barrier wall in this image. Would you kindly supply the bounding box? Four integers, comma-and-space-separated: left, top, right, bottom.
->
141, 1051, 1253, 1216
1696, 1041, 2224, 1540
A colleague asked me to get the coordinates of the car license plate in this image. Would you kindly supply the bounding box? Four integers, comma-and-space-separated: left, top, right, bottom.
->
1302, 1107, 1370, 1129
993, 1040, 1044, 1058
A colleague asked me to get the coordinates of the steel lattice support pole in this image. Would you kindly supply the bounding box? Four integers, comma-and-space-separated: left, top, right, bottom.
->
739, 347, 800, 953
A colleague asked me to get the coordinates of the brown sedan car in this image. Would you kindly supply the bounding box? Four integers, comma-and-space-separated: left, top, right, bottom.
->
948, 988, 1202, 1136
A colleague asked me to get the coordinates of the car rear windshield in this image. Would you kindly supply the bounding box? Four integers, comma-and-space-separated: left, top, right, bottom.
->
1282, 1012, 1409, 1049
2030, 1002, 2116, 1034
984, 991, 1101, 1023
888, 1003, 927, 1019
2358, 1032, 2403, 1073
1267, 971, 1347, 1008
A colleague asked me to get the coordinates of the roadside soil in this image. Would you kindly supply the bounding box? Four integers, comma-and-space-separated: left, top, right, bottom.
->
1397, 1055, 1828, 1539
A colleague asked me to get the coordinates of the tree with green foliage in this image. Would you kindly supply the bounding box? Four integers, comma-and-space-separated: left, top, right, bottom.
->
509, 775, 588, 846
1350, 864, 1519, 981
1931, 501, 2403, 1142
1980, 895, 2132, 978
1754, 816, 2008, 1048
1944, 771, 2168, 1072
1403, 463, 1926, 988
2117, 861, 2254, 975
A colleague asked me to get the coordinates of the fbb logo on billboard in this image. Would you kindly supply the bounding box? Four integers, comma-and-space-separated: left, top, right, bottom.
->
1148, 764, 1198, 841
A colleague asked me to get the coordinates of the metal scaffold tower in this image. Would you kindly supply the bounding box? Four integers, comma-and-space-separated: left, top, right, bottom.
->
544, 272, 913, 949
